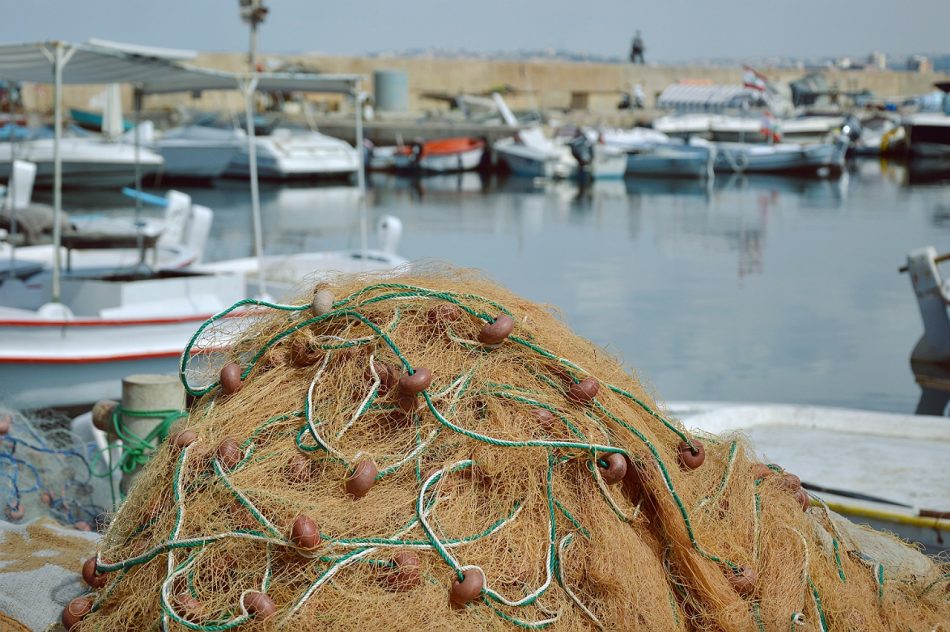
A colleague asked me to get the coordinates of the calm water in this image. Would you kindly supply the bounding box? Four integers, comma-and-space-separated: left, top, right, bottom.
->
50, 159, 950, 413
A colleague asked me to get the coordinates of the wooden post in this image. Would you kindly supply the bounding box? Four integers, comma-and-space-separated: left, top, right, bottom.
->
118, 374, 185, 495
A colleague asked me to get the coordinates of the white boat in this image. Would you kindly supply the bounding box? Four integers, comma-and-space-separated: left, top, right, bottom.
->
196, 215, 409, 300
712, 137, 848, 176
652, 113, 716, 138
494, 129, 562, 178
0, 270, 246, 409
600, 126, 670, 152
150, 123, 244, 181
0, 130, 163, 189
625, 140, 716, 178
223, 127, 359, 180
672, 401, 950, 553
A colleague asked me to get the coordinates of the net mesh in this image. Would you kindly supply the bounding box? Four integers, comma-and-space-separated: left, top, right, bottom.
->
76, 269, 949, 631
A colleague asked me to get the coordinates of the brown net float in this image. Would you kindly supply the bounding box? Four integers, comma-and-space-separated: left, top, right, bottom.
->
73, 270, 949, 631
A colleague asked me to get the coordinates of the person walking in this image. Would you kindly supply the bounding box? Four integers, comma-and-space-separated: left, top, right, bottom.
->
630, 30, 645, 64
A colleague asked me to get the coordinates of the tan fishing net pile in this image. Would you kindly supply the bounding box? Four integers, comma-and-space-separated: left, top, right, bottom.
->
70, 270, 949, 631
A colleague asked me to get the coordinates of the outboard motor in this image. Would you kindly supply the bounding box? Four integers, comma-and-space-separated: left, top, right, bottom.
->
841, 115, 862, 143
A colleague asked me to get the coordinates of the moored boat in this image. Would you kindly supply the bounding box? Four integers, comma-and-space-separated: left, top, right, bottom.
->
393, 137, 485, 173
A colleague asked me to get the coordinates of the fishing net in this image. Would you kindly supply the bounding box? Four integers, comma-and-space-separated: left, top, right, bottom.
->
71, 269, 949, 631
0, 408, 110, 531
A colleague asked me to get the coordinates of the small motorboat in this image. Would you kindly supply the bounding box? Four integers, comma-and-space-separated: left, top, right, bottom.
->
712, 136, 848, 177
0, 126, 163, 189
625, 139, 716, 178
393, 137, 485, 173
672, 401, 950, 553
223, 127, 359, 180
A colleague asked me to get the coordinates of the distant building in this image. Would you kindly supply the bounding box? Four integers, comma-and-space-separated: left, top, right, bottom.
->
867, 51, 886, 71
907, 55, 932, 73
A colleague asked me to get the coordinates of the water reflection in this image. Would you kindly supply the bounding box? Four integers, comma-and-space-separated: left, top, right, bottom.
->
36, 159, 950, 413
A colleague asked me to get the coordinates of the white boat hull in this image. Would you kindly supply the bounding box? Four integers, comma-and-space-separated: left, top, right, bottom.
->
154, 143, 238, 180
224, 130, 359, 180
713, 141, 846, 176
625, 143, 714, 178
0, 138, 163, 188
393, 146, 484, 173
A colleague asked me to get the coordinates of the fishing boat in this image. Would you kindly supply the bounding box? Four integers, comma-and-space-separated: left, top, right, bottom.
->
903, 113, 950, 158
223, 127, 359, 180
625, 140, 716, 178
392, 137, 485, 173
712, 137, 848, 177
672, 401, 950, 553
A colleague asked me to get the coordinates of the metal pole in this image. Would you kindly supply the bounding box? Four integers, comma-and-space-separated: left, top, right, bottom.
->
249, 21, 258, 72
51, 42, 64, 303
242, 77, 265, 298
133, 88, 144, 267
7, 97, 16, 279
354, 86, 368, 264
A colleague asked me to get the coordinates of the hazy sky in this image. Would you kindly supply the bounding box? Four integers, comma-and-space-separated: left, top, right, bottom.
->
3, 0, 948, 62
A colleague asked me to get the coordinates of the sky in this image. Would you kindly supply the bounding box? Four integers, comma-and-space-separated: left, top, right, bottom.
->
2, 0, 948, 62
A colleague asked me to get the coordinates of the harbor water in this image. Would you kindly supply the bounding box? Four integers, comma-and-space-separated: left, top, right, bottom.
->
40, 159, 950, 414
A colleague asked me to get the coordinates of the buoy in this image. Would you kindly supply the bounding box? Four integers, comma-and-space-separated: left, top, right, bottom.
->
91, 400, 118, 433
397, 367, 432, 412
450, 569, 484, 606
0, 414, 10, 436
384, 551, 421, 591
174, 592, 204, 622
567, 378, 599, 405
73, 521, 93, 532
311, 288, 335, 317
597, 453, 628, 485
398, 367, 432, 395
345, 459, 378, 498
215, 438, 242, 470
782, 473, 802, 492
61, 596, 93, 630
478, 314, 515, 345
677, 439, 705, 470
427, 304, 462, 326
244, 591, 277, 619
752, 463, 773, 480
795, 489, 810, 511
286, 455, 312, 484
366, 360, 398, 393
290, 339, 321, 367
727, 565, 757, 596
289, 514, 321, 550
530, 408, 555, 429
82, 556, 108, 589
170, 430, 198, 449
40, 490, 54, 506
220, 363, 243, 395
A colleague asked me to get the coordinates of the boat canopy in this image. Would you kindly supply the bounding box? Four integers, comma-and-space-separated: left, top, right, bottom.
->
0, 39, 365, 303
0, 40, 359, 95
657, 84, 765, 113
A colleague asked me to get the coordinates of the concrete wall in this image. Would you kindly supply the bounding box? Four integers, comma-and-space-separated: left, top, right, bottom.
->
20, 52, 948, 123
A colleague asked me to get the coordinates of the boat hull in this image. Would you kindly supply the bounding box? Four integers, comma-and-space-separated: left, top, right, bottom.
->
713, 142, 846, 176
394, 146, 484, 173
154, 143, 238, 180
0, 317, 205, 409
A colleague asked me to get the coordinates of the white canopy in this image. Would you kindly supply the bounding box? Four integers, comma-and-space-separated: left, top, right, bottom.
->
0, 40, 365, 302
0, 40, 360, 95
